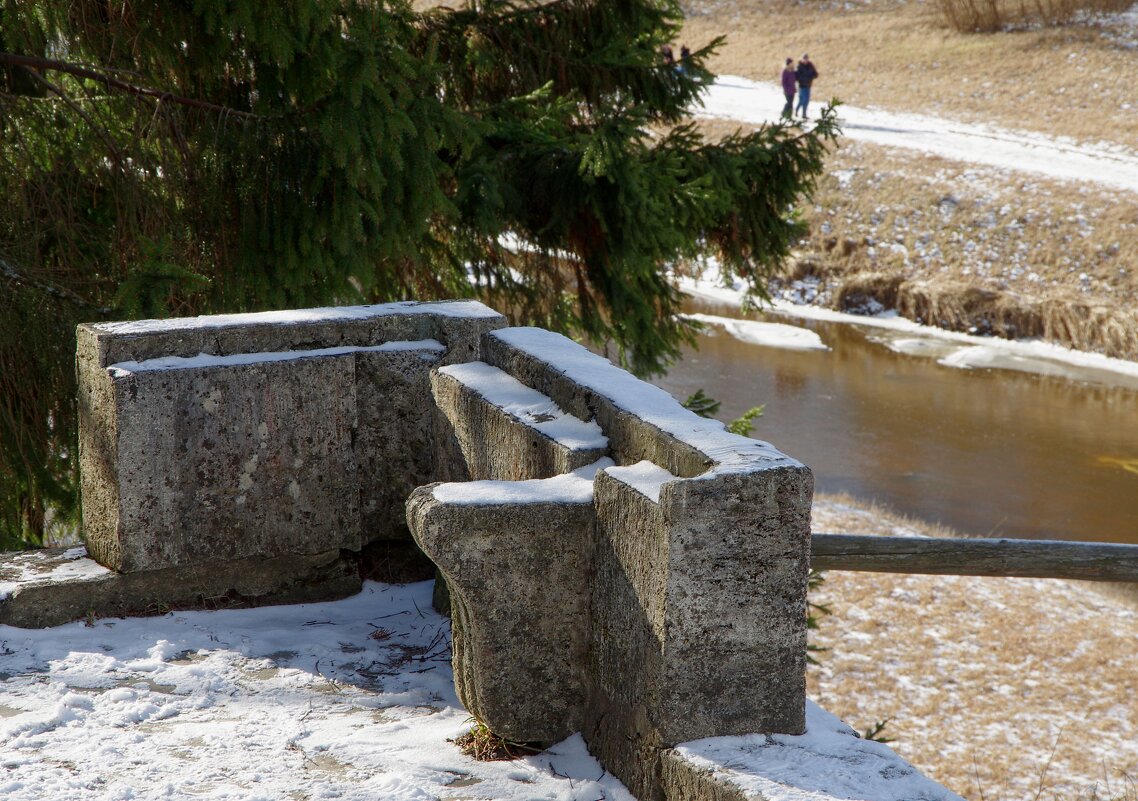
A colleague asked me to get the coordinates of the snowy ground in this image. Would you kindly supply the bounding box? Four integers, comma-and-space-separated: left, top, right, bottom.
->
0, 578, 962, 801
807, 500, 1138, 801
0, 581, 636, 801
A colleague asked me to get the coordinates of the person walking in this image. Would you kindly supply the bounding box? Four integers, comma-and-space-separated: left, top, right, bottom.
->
780, 57, 797, 119
678, 44, 691, 74
794, 54, 819, 119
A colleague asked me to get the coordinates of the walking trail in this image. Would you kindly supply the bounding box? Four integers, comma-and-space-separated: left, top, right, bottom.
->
702, 76, 1138, 193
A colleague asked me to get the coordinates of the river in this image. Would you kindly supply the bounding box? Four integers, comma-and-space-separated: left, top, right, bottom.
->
654, 299, 1138, 545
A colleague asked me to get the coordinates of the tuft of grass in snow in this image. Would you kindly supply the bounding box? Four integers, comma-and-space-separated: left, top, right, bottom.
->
451, 720, 545, 762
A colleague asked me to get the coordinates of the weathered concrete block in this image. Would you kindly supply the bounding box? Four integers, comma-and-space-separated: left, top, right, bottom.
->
430, 362, 609, 482
481, 328, 713, 477
407, 464, 606, 744
86, 349, 360, 572
657, 470, 812, 740
442, 327, 815, 801
77, 301, 508, 574
582, 463, 811, 801
355, 346, 445, 542
75, 301, 505, 369
0, 546, 359, 628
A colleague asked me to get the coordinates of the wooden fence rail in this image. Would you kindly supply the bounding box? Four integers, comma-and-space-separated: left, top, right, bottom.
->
810, 534, 1138, 582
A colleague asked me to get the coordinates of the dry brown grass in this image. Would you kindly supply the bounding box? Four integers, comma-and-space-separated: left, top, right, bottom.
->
937, 0, 1134, 34
785, 139, 1138, 357
681, 0, 1138, 148
810, 492, 1138, 801
450, 721, 545, 761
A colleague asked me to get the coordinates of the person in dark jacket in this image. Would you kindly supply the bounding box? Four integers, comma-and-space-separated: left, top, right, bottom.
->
795, 54, 819, 119
673, 44, 691, 74
781, 57, 797, 119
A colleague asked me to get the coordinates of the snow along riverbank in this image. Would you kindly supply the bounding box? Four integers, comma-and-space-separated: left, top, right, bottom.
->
677, 269, 1138, 389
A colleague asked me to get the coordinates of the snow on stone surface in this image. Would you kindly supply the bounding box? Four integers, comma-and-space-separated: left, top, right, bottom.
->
0, 580, 638, 801
438, 361, 608, 450
0, 546, 110, 602
701, 76, 1138, 193
91, 299, 501, 335
489, 327, 802, 475
431, 458, 614, 505
0, 578, 958, 801
678, 271, 1138, 388
676, 701, 964, 801
604, 460, 677, 503
108, 340, 445, 376
686, 312, 829, 352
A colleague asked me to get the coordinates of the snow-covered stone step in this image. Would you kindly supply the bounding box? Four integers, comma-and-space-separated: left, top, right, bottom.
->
431, 361, 609, 482
0, 545, 356, 628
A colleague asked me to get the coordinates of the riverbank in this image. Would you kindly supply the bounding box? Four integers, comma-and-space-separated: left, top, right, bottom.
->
810, 492, 1138, 801
681, 0, 1138, 362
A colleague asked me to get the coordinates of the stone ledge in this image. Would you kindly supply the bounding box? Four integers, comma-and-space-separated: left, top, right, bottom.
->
77, 300, 505, 366
431, 361, 610, 482
660, 701, 964, 801
0, 547, 360, 628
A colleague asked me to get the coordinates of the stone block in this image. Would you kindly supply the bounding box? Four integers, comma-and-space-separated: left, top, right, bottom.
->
75, 300, 505, 369
85, 350, 361, 573
421, 326, 815, 801
430, 362, 609, 482
76, 301, 508, 574
355, 346, 445, 542
480, 329, 711, 477
407, 467, 604, 744
0, 546, 359, 628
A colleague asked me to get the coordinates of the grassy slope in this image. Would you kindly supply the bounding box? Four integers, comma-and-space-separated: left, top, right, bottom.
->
682, 0, 1138, 360
810, 493, 1138, 801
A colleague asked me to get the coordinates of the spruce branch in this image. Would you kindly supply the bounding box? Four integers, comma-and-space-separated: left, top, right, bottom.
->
0, 52, 259, 120
0, 256, 113, 314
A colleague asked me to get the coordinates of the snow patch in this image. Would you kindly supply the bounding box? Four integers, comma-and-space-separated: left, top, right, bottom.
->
431, 459, 613, 505
108, 340, 445, 376
686, 313, 829, 352
604, 461, 677, 503
92, 300, 501, 336
438, 362, 607, 450
676, 701, 965, 801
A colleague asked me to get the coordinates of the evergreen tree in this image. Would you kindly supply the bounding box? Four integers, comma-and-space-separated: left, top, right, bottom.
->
0, 0, 838, 546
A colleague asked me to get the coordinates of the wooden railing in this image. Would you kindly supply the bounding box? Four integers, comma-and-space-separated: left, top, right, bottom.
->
810, 534, 1138, 582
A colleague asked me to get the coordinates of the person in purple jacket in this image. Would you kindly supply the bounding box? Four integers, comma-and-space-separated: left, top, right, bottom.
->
780, 58, 797, 119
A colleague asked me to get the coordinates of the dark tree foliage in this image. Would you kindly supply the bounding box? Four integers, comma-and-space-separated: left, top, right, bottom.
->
0, 0, 838, 547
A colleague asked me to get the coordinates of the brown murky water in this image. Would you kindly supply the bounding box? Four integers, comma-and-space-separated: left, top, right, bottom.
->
655, 301, 1138, 544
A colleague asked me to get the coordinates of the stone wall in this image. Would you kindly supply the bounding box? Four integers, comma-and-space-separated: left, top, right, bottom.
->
0, 301, 961, 801
74, 301, 505, 587
410, 325, 813, 801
